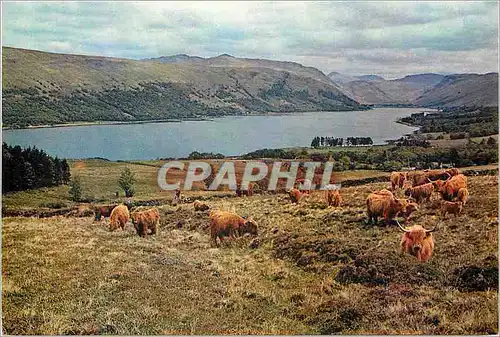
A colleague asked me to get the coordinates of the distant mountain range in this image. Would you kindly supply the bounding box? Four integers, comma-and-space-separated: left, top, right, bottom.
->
327, 71, 498, 107
1, 47, 498, 128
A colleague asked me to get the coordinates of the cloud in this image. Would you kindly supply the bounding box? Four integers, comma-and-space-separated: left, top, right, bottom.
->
2, 1, 498, 78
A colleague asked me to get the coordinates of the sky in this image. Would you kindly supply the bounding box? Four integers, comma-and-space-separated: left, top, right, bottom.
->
2, 1, 499, 79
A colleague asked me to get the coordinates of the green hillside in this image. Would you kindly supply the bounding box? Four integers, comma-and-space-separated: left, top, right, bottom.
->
2, 47, 364, 128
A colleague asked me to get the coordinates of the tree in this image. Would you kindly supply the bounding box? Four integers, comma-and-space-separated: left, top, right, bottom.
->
61, 159, 71, 184
69, 176, 82, 202
118, 167, 136, 197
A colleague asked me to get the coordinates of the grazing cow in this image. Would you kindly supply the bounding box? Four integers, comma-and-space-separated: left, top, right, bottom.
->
457, 187, 469, 205
366, 190, 407, 226
437, 174, 468, 201
405, 182, 434, 204
446, 168, 460, 177
375, 189, 395, 197
409, 169, 453, 187
288, 188, 302, 204
296, 178, 313, 194
209, 210, 258, 247
193, 200, 210, 211
94, 204, 117, 221
391, 172, 407, 191
426, 169, 453, 182
172, 188, 181, 206
325, 189, 342, 207
408, 171, 429, 187
400, 202, 419, 224
397, 221, 435, 263
441, 201, 463, 218
109, 204, 130, 231
130, 207, 160, 237
236, 183, 254, 197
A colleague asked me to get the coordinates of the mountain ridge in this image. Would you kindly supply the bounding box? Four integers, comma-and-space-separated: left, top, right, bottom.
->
2, 47, 363, 128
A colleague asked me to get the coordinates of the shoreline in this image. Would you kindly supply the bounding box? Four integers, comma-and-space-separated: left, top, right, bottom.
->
1, 117, 217, 130
2, 106, 427, 131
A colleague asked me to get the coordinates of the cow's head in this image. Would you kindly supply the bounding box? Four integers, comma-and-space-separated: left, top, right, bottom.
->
397, 221, 436, 256
432, 179, 446, 192
242, 216, 258, 235
405, 203, 419, 215
404, 187, 412, 198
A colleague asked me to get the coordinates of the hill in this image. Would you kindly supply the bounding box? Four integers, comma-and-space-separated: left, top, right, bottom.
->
415, 73, 499, 107
148, 53, 334, 85
328, 71, 498, 107
328, 73, 446, 105
2, 47, 363, 128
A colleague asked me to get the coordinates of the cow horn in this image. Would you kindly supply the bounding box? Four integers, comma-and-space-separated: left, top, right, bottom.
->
396, 220, 410, 232
425, 225, 437, 233
445, 172, 452, 179
427, 178, 432, 183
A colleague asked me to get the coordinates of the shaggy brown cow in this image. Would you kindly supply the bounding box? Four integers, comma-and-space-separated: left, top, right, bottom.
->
288, 188, 302, 204
193, 200, 210, 211
401, 202, 419, 224
438, 174, 468, 201
446, 168, 460, 177
408, 171, 429, 187
236, 183, 254, 197
131, 207, 160, 237
390, 172, 407, 190
94, 204, 117, 221
109, 204, 130, 231
441, 201, 463, 218
366, 191, 407, 226
397, 221, 436, 263
209, 210, 258, 247
375, 189, 395, 197
405, 182, 434, 204
325, 190, 342, 207
172, 188, 181, 206
409, 169, 453, 187
457, 187, 469, 205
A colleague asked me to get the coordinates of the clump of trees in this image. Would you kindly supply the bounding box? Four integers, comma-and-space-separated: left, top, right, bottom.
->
311, 136, 373, 147
187, 151, 225, 160
2, 143, 71, 192
399, 106, 498, 137
387, 135, 431, 147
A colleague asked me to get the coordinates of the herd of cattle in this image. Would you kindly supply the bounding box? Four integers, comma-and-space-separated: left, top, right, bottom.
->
90, 167, 469, 263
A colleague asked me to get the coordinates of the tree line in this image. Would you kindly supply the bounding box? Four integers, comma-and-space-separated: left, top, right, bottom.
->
311, 136, 373, 148
2, 143, 71, 192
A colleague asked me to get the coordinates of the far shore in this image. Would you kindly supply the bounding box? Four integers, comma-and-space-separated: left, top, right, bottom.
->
1, 117, 218, 130
2, 106, 433, 131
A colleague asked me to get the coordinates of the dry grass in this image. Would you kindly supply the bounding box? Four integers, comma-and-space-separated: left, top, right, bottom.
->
2, 174, 498, 335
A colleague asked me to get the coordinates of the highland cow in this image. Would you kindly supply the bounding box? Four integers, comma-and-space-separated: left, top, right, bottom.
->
397, 221, 436, 263
209, 210, 258, 247
130, 207, 160, 237
109, 204, 130, 231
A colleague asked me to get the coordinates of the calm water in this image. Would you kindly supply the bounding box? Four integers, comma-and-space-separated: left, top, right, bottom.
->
3, 108, 423, 160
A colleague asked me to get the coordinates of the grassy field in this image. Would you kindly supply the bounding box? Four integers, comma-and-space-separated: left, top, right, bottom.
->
2, 159, 390, 211
2, 162, 498, 334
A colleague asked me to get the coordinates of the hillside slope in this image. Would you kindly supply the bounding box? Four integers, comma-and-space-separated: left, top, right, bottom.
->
148, 53, 334, 85
2, 47, 363, 128
415, 73, 499, 107
329, 71, 498, 107
329, 73, 445, 105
